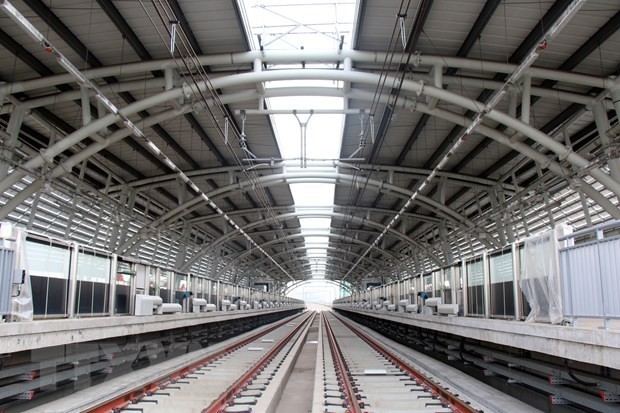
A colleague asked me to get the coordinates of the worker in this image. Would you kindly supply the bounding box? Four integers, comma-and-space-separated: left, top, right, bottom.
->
182, 291, 193, 312
417, 291, 428, 306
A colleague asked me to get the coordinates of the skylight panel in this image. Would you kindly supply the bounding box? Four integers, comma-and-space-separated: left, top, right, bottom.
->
240, 0, 356, 281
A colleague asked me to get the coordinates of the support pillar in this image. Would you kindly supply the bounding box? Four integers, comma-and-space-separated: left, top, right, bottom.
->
0, 106, 25, 181
508, 88, 518, 123
610, 78, 620, 121
96, 98, 109, 136
81, 86, 91, 126
164, 65, 182, 108
343, 57, 352, 95
592, 102, 620, 182
439, 221, 453, 263
489, 188, 507, 246
521, 75, 532, 125
426, 64, 442, 110
254, 58, 265, 109
175, 221, 192, 269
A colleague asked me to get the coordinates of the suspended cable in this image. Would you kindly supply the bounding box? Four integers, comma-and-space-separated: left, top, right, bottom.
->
143, 0, 304, 280
337, 0, 415, 280
340, 0, 588, 282
0, 0, 298, 282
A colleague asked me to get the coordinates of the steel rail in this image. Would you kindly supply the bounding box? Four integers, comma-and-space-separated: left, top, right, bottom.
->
86, 312, 308, 413
331, 312, 481, 413
203, 311, 315, 413
322, 312, 364, 413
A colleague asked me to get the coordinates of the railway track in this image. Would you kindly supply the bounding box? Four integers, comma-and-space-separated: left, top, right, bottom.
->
319, 311, 477, 413
87, 311, 314, 413
25, 310, 530, 413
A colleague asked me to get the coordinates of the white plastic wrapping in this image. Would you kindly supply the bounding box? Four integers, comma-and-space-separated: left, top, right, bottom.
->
520, 228, 564, 324
10, 226, 33, 321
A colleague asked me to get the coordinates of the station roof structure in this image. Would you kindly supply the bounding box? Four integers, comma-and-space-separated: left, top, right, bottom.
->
0, 0, 618, 290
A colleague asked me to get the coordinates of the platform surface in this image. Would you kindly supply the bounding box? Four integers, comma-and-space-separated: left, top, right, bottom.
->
333, 305, 620, 369
0, 305, 305, 354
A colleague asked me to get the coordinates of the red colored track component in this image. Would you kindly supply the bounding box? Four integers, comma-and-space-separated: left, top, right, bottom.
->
322, 313, 363, 413
88, 312, 308, 413
333, 312, 480, 413
202, 311, 314, 413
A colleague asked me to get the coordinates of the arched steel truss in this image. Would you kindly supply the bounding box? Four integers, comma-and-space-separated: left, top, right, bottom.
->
1, 50, 619, 283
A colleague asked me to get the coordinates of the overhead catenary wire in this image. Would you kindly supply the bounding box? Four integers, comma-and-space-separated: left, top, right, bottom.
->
337, 0, 419, 281
0, 0, 299, 283
340, 0, 588, 282
142, 0, 304, 280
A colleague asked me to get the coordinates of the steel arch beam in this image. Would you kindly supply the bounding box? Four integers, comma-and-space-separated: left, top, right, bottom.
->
213, 231, 403, 279
2, 62, 617, 254
140, 171, 487, 233
3, 67, 616, 224
3, 67, 615, 217
2, 68, 613, 194
131, 171, 483, 267
2, 50, 613, 95
181, 205, 442, 227
203, 225, 433, 271
211, 234, 400, 281
237, 245, 386, 275
204, 210, 443, 264
107, 158, 518, 195
3, 74, 600, 116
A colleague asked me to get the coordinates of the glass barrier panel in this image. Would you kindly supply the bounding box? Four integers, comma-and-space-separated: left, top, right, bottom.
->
174, 273, 188, 304
148, 267, 158, 296
26, 239, 70, 317
432, 270, 442, 298
423, 273, 433, 297
210, 281, 217, 304
159, 270, 171, 303
194, 277, 204, 299
466, 258, 485, 316
76, 251, 111, 316
443, 267, 453, 304
489, 249, 515, 318
115, 260, 133, 314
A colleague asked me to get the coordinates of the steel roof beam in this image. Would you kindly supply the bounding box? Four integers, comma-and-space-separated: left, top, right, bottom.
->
3, 51, 614, 95
23, 0, 102, 67
184, 204, 441, 226
413, 0, 593, 174
391, 1, 617, 243
96, 0, 153, 62
19, 0, 202, 186
213, 231, 402, 278
24, 0, 236, 246
109, 161, 516, 194
255, 257, 373, 280
249, 246, 386, 271
206, 210, 441, 263
3, 69, 616, 235
365, 0, 434, 165
393, 0, 502, 166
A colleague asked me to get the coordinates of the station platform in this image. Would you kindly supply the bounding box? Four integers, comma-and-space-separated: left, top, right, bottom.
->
333, 305, 620, 370
0, 305, 305, 354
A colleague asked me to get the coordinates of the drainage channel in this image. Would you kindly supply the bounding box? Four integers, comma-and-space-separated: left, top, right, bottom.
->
319, 311, 480, 413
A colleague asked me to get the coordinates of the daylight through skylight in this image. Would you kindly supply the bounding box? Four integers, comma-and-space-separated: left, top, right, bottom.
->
241, 0, 356, 279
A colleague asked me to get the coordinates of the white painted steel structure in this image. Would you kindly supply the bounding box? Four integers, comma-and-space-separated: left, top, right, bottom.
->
0, 0, 618, 293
